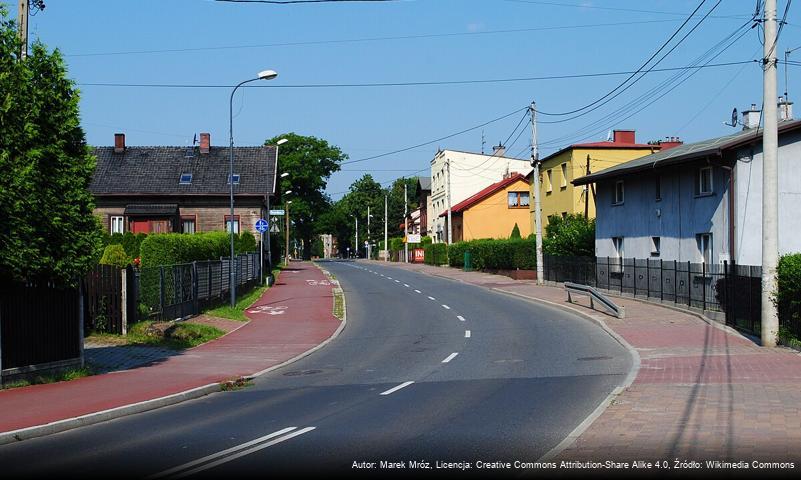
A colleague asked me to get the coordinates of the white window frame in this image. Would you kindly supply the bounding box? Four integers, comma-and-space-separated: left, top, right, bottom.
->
697, 233, 712, 264
613, 180, 625, 205
698, 166, 713, 195
110, 216, 124, 234
225, 216, 240, 234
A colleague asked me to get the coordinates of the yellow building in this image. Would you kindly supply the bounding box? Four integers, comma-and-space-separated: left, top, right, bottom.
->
440, 174, 531, 242
531, 130, 673, 230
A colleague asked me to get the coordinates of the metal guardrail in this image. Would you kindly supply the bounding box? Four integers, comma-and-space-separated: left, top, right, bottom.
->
565, 282, 625, 319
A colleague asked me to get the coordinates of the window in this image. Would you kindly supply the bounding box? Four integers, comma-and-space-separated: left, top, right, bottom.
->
179, 173, 192, 185
182, 217, 196, 234
560, 163, 568, 188
613, 180, 625, 205
612, 237, 624, 258
546, 169, 553, 193
697, 166, 713, 195
651, 236, 661, 256
655, 175, 662, 201
697, 233, 712, 264
227, 174, 241, 185
225, 215, 240, 234
507, 191, 530, 208
110, 216, 124, 234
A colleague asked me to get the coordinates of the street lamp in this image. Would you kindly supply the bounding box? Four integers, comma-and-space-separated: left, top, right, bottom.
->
265, 138, 289, 282
285, 194, 293, 266
367, 208, 374, 260
229, 69, 278, 307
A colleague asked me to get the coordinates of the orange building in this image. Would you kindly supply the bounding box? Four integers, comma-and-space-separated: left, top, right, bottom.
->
439, 174, 531, 243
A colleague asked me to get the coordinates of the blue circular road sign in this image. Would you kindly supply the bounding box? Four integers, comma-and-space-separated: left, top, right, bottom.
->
255, 219, 269, 233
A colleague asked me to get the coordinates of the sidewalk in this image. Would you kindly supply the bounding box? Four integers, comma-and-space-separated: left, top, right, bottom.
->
0, 261, 341, 443
372, 260, 801, 462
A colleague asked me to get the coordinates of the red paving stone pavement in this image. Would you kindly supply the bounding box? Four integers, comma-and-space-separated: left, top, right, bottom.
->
373, 260, 801, 463
0, 262, 340, 434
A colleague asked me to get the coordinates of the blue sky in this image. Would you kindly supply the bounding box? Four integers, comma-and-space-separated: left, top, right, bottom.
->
9, 0, 800, 198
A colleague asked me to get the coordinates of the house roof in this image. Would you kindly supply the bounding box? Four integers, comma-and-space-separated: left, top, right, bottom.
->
573, 119, 801, 185
417, 176, 431, 191
436, 148, 532, 162
90, 145, 277, 196
541, 140, 657, 164
439, 173, 528, 217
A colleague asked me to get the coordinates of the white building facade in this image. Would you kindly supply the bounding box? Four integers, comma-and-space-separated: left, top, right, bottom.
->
429, 147, 532, 243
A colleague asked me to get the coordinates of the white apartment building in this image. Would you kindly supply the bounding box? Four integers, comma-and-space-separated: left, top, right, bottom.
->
429, 145, 533, 242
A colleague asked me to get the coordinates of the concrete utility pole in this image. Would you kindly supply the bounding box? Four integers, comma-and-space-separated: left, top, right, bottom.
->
354, 216, 359, 258
404, 183, 409, 263
762, 0, 780, 347
18, 0, 28, 59
446, 159, 452, 245
285, 201, 291, 266
384, 195, 388, 262
531, 101, 544, 285
367, 205, 371, 260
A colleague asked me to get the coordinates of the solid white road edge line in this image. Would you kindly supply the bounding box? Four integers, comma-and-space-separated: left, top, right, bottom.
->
172, 427, 316, 479
465, 330, 471, 338
379, 381, 415, 396
441, 353, 459, 363
457, 315, 466, 322
148, 427, 298, 479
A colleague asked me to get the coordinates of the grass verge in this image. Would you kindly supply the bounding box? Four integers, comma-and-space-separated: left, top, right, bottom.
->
204, 268, 281, 321
2, 366, 94, 390
88, 321, 226, 350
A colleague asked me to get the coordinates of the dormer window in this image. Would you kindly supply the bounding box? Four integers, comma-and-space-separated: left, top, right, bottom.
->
179, 173, 192, 185
228, 174, 241, 185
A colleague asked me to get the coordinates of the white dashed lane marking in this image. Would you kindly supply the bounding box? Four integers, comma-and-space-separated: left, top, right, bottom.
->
441, 305, 451, 310
427, 296, 436, 301
442, 353, 459, 363
380, 381, 415, 396
465, 330, 471, 338
414, 290, 422, 294
457, 315, 466, 322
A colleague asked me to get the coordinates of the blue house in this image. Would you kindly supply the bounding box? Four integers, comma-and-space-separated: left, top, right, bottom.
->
574, 107, 801, 267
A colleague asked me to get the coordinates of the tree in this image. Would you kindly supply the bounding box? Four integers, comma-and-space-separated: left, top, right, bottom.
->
510, 223, 522, 239
0, 8, 103, 285
386, 177, 419, 237
266, 133, 345, 259
337, 174, 384, 256
543, 214, 596, 257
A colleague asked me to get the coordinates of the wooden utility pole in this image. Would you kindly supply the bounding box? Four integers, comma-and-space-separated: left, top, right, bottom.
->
18, 0, 29, 59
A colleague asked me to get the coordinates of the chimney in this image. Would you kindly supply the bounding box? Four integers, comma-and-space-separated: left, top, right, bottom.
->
114, 133, 125, 153
612, 130, 636, 144
742, 104, 762, 129
778, 96, 794, 121
492, 143, 506, 157
199, 132, 210, 154
659, 136, 684, 151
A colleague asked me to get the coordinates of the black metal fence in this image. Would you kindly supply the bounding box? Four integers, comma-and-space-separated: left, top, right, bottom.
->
1, 281, 81, 371
136, 253, 261, 321
543, 255, 770, 337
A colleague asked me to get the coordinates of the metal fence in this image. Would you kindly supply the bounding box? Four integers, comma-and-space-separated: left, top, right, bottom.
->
136, 253, 261, 321
542, 255, 771, 337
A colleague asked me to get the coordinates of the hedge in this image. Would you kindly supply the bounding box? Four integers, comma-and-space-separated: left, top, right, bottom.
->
447, 238, 537, 270
140, 231, 235, 267
99, 244, 130, 268
424, 243, 448, 265
777, 254, 801, 328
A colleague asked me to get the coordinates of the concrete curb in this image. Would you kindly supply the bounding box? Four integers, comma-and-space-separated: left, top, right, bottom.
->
0, 264, 345, 446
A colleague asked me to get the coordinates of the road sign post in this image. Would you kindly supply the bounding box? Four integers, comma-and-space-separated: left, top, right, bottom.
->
255, 219, 269, 284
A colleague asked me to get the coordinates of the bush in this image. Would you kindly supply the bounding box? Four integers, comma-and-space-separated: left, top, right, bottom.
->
424, 243, 448, 265
99, 244, 130, 268
776, 254, 801, 327
510, 223, 522, 239
543, 214, 595, 257
237, 231, 257, 253
389, 237, 405, 252
140, 231, 231, 267
447, 238, 537, 270
122, 232, 147, 259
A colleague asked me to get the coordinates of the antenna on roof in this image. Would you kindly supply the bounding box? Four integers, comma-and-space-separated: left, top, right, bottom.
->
481, 130, 486, 154
724, 108, 739, 128
185, 133, 198, 158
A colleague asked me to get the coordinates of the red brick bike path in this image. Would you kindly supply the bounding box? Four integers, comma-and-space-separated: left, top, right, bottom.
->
0, 261, 340, 434
372, 260, 801, 462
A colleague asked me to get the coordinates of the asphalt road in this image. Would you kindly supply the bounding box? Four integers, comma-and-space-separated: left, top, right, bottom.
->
0, 260, 632, 478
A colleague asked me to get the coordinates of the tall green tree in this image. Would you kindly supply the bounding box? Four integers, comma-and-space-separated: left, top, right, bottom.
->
266, 133, 345, 259
543, 214, 596, 257
0, 8, 103, 285
386, 177, 419, 238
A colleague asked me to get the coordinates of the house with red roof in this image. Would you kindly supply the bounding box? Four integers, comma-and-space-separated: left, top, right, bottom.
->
439, 173, 531, 242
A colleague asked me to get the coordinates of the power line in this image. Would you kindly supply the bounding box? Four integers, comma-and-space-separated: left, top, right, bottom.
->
76, 61, 755, 90
503, 0, 752, 19
65, 19, 684, 58
535, 0, 720, 119
216, 0, 399, 4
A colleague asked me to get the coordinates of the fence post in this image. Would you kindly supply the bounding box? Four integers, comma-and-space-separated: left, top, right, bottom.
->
646, 259, 650, 299
78, 281, 85, 367
660, 260, 664, 302
687, 261, 691, 307
702, 260, 706, 311
633, 257, 637, 298
159, 266, 165, 316
120, 268, 128, 335
723, 260, 729, 324
192, 261, 199, 316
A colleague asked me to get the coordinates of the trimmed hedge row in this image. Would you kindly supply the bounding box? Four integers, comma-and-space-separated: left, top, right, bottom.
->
140, 232, 234, 267
447, 238, 537, 270
424, 243, 448, 265
103, 231, 147, 260
777, 253, 801, 323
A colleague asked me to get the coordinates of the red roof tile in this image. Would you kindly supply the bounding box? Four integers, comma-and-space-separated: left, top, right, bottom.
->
439, 174, 528, 217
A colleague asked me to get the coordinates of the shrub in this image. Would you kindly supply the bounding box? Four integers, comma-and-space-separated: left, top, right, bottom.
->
510, 223, 522, 240
99, 244, 130, 268
447, 238, 537, 270
424, 243, 448, 265
237, 231, 257, 253
776, 254, 801, 328
389, 237, 405, 252
543, 214, 595, 257
122, 232, 147, 259
140, 231, 231, 267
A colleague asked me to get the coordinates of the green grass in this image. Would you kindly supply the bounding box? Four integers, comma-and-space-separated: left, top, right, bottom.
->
204, 268, 281, 321
2, 366, 94, 390
87, 320, 226, 350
